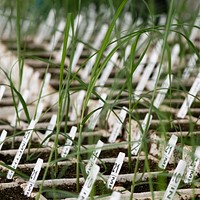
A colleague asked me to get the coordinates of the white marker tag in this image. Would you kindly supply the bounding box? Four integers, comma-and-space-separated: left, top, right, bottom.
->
7, 120, 36, 179
29, 72, 40, 95
0, 130, 7, 150
107, 152, 125, 189
158, 134, 178, 169
154, 74, 173, 108
71, 19, 95, 71
81, 24, 108, 79
43, 114, 57, 146
162, 160, 186, 200
55, 14, 83, 62
24, 158, 43, 197
86, 140, 104, 174
97, 52, 119, 91
177, 72, 200, 118
134, 41, 162, 99
119, 45, 131, 69
77, 164, 100, 200
42, 73, 51, 98
132, 54, 147, 81
0, 85, 5, 102
182, 54, 198, 80
88, 93, 107, 130
61, 126, 77, 158
34, 9, 55, 44
184, 147, 200, 184
47, 20, 66, 51
171, 44, 180, 66
35, 102, 44, 123
70, 90, 86, 121
11, 90, 30, 126
108, 107, 127, 143
109, 191, 121, 200
131, 113, 152, 155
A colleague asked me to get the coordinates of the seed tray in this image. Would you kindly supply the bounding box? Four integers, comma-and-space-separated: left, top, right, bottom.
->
0, 5, 200, 199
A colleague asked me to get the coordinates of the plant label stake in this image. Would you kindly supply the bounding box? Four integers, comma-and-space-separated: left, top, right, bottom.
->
108, 107, 127, 143
86, 140, 104, 174
109, 191, 121, 200
158, 134, 178, 169
0, 85, 5, 102
0, 130, 7, 150
24, 158, 43, 197
41, 73, 51, 99
131, 113, 152, 155
162, 160, 186, 200
55, 14, 83, 62
70, 90, 86, 121
134, 40, 162, 100
77, 164, 100, 200
43, 114, 57, 146
132, 53, 147, 81
184, 146, 200, 184
118, 44, 131, 69
88, 93, 107, 130
35, 101, 44, 123
96, 52, 119, 92
71, 18, 95, 72
81, 24, 108, 80
34, 9, 55, 44
61, 126, 77, 158
11, 90, 29, 126
107, 152, 125, 189
182, 54, 198, 80
154, 75, 173, 109
7, 120, 36, 179
47, 19, 66, 51
177, 72, 200, 118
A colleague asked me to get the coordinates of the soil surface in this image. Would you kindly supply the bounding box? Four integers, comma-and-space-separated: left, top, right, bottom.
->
0, 186, 34, 200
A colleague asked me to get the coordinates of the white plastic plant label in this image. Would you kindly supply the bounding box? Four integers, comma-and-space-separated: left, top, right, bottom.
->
77, 164, 100, 200
182, 54, 198, 80
109, 191, 121, 200
162, 160, 186, 200
47, 19, 66, 51
11, 90, 30, 126
158, 134, 178, 169
24, 158, 43, 197
118, 45, 131, 69
55, 14, 83, 62
177, 72, 200, 118
97, 52, 119, 92
154, 75, 173, 109
41, 73, 51, 98
43, 114, 57, 146
86, 140, 104, 174
184, 146, 200, 184
70, 90, 86, 121
61, 126, 77, 158
0, 130, 7, 150
107, 152, 125, 189
7, 120, 36, 179
132, 53, 147, 81
88, 93, 107, 130
134, 40, 162, 100
131, 113, 152, 155
71, 19, 95, 71
81, 24, 108, 80
34, 9, 55, 44
35, 101, 44, 123
108, 107, 127, 143
0, 85, 5, 102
